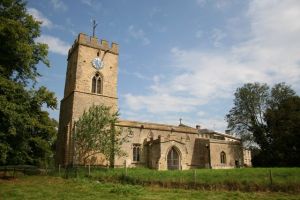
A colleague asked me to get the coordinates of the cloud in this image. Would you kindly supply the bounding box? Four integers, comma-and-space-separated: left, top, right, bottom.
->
214, 0, 234, 9
36, 35, 70, 55
124, 93, 200, 113
149, 7, 161, 18
211, 28, 226, 47
80, 0, 102, 9
196, 0, 235, 9
27, 8, 53, 28
128, 25, 150, 45
120, 69, 151, 80
196, 0, 206, 7
50, 0, 67, 11
123, 0, 300, 131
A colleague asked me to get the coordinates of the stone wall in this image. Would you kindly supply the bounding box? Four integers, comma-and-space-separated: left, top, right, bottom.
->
209, 140, 243, 169
113, 120, 243, 170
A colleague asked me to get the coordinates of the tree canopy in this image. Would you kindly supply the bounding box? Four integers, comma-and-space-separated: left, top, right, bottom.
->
263, 96, 300, 166
226, 82, 299, 166
74, 105, 127, 167
0, 0, 57, 167
0, 0, 49, 84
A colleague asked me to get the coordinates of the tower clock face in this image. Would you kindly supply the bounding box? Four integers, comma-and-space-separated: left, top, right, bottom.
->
92, 57, 104, 70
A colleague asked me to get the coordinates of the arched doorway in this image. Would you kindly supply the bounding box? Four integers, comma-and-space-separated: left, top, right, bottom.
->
167, 147, 180, 170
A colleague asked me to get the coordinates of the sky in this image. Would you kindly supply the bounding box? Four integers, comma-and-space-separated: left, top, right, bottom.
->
26, 0, 300, 132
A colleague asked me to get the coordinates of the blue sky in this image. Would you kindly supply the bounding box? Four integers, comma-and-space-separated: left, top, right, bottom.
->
27, 0, 300, 132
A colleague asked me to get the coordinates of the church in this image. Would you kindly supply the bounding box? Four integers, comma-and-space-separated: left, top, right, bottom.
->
56, 33, 251, 170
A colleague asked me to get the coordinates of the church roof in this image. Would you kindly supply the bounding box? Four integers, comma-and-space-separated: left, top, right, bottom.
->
116, 119, 240, 140
117, 119, 198, 134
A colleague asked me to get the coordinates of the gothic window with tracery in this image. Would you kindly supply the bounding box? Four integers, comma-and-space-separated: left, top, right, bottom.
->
133, 144, 141, 162
91, 73, 102, 94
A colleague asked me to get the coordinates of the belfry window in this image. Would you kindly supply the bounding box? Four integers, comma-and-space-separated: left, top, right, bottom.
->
133, 144, 141, 162
97, 78, 101, 93
91, 74, 102, 94
220, 151, 226, 164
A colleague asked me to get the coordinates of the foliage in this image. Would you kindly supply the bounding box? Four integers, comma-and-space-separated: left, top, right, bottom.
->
263, 96, 300, 166
0, 77, 57, 166
0, 0, 49, 84
0, 0, 57, 166
226, 82, 298, 166
226, 83, 295, 145
74, 105, 126, 167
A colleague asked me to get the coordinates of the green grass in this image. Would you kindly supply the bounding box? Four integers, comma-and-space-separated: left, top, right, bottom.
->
1, 175, 300, 200
58, 167, 300, 192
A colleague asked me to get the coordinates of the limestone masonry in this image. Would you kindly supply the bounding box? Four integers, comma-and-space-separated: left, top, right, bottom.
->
56, 33, 251, 170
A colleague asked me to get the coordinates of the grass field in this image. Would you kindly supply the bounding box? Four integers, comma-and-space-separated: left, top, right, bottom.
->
59, 167, 300, 192
1, 175, 300, 200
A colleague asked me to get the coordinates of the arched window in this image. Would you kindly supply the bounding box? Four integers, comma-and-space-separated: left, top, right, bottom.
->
92, 76, 96, 93
133, 144, 141, 162
220, 151, 226, 164
167, 147, 180, 170
91, 74, 102, 94
97, 78, 101, 94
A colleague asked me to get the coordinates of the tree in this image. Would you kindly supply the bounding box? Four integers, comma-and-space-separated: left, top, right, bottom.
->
0, 0, 57, 166
0, 0, 49, 84
226, 83, 295, 147
264, 96, 300, 166
74, 105, 127, 167
226, 82, 297, 166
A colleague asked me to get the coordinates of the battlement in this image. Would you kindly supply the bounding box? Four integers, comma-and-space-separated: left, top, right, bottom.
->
68, 33, 119, 58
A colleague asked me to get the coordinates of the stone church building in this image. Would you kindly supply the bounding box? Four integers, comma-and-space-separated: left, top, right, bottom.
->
56, 33, 251, 170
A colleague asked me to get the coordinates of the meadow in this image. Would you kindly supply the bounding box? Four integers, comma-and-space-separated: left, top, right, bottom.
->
49, 167, 300, 192
1, 175, 300, 200
1, 167, 300, 199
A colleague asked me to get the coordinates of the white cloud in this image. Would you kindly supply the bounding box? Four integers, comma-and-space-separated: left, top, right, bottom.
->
211, 28, 226, 47
80, 0, 102, 9
196, 111, 206, 117
121, 69, 151, 80
36, 35, 70, 56
50, 0, 67, 11
123, 0, 300, 131
27, 8, 52, 28
128, 25, 150, 45
124, 93, 199, 113
196, 0, 206, 7
194, 116, 227, 131
214, 0, 233, 9
196, 0, 234, 9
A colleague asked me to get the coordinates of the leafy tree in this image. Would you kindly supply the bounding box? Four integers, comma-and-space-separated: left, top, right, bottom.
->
0, 0, 57, 166
226, 82, 295, 147
264, 96, 300, 166
74, 105, 127, 167
0, 0, 49, 84
226, 82, 297, 166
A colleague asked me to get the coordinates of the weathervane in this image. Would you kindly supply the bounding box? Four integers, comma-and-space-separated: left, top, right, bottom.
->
92, 19, 98, 37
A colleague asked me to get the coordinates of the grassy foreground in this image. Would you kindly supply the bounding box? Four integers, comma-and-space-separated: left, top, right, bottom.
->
1, 175, 300, 200
62, 167, 300, 192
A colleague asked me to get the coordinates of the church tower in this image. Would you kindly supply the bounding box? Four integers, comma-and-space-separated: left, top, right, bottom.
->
56, 33, 119, 166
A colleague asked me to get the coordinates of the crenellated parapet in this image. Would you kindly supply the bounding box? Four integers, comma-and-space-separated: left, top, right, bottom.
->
68, 33, 119, 59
